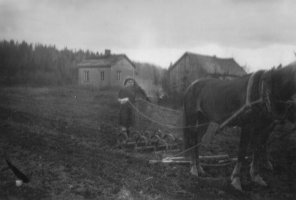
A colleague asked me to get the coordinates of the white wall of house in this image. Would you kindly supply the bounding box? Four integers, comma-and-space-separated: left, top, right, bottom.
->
78, 67, 111, 88
78, 59, 134, 87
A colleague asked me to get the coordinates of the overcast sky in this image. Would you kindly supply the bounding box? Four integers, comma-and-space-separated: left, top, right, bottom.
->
1, 0, 296, 71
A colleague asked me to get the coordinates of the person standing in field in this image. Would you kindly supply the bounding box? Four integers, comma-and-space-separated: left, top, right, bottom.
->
118, 77, 150, 140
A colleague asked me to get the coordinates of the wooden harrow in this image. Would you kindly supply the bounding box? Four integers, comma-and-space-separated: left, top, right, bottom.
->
149, 155, 250, 167
116, 129, 182, 152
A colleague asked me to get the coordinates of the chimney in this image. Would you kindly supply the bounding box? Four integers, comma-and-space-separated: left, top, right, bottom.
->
105, 49, 111, 56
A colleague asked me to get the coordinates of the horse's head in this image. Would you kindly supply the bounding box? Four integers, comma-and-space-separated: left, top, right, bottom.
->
269, 61, 296, 123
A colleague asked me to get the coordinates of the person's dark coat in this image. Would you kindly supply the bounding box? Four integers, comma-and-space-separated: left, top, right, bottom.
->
118, 84, 149, 128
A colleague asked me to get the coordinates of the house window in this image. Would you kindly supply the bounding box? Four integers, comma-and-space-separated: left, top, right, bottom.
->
101, 71, 105, 81
84, 71, 89, 82
116, 71, 121, 80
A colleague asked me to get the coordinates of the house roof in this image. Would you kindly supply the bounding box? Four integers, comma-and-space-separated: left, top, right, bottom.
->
168, 52, 246, 76
77, 54, 135, 68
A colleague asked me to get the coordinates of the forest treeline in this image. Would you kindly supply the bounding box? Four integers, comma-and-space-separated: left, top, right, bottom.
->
0, 39, 167, 87
0, 40, 100, 86
134, 62, 165, 86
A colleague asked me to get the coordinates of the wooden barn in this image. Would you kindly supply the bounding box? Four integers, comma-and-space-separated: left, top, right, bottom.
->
168, 52, 246, 93
77, 50, 135, 88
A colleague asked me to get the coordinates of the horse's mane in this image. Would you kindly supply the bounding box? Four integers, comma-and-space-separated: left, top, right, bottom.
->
275, 61, 296, 84
265, 61, 296, 102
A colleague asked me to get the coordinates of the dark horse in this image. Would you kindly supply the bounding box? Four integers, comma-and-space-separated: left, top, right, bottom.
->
183, 61, 296, 190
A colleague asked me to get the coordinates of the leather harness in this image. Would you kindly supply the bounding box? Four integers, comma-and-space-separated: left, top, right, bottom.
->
219, 71, 271, 129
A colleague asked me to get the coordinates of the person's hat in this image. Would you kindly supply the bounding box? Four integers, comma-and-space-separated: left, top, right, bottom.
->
124, 77, 135, 86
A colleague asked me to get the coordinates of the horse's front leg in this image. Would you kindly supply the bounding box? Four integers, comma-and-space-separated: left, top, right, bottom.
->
249, 123, 275, 186
260, 142, 273, 171
249, 129, 271, 186
260, 122, 278, 171
250, 153, 267, 187
231, 162, 243, 191
231, 126, 251, 191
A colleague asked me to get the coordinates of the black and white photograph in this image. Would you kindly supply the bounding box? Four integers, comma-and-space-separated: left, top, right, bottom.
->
0, 0, 296, 199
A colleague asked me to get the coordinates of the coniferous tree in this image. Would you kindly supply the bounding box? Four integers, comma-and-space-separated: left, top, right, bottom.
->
0, 40, 93, 86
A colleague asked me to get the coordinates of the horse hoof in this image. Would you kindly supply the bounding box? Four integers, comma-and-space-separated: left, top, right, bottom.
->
190, 167, 199, 176
252, 175, 267, 187
231, 177, 242, 191
198, 166, 206, 175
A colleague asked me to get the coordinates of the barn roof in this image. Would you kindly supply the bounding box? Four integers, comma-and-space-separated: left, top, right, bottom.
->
168, 52, 246, 76
77, 54, 135, 68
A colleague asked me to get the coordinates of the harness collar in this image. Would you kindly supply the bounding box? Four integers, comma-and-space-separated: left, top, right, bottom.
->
245, 70, 271, 113
219, 71, 271, 129
245, 72, 256, 107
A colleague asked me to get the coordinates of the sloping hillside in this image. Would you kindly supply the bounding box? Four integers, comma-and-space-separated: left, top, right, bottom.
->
134, 62, 165, 100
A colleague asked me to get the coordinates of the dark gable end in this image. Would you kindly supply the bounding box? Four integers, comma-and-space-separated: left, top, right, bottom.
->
169, 52, 246, 76
121, 55, 136, 69
168, 52, 246, 93
168, 52, 188, 72
186, 52, 245, 76
216, 58, 246, 76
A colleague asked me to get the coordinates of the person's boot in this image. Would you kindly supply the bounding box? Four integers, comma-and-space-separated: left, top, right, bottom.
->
116, 128, 128, 148
122, 130, 128, 142
126, 128, 130, 140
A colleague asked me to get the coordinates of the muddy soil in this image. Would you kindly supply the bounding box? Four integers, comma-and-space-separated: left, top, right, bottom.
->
0, 86, 295, 200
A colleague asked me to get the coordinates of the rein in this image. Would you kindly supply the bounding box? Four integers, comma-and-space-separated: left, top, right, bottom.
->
219, 71, 270, 129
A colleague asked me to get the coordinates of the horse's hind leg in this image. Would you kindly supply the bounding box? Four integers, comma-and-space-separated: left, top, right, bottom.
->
190, 143, 204, 176
183, 113, 199, 176
190, 142, 206, 177
190, 117, 208, 177
186, 125, 202, 177
231, 125, 252, 191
